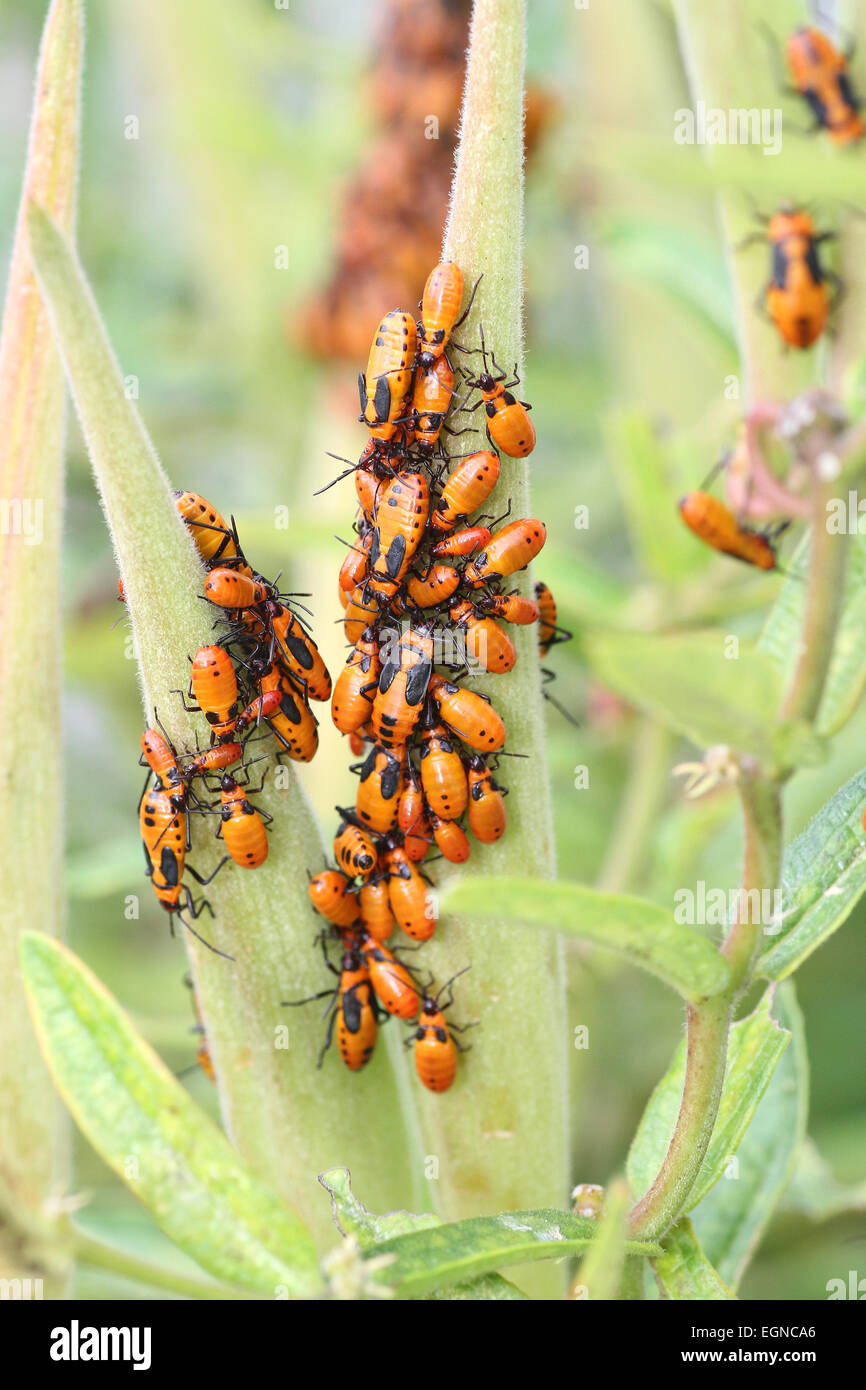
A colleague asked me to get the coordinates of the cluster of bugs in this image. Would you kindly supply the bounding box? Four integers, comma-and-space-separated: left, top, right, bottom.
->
678, 23, 861, 568
292, 258, 569, 1090
134, 489, 330, 957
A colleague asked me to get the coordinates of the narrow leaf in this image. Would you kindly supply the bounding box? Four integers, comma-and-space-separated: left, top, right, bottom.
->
318, 1169, 526, 1300
605, 413, 710, 582
758, 767, 866, 981
781, 1138, 866, 1222
574, 1180, 631, 1301
20, 932, 320, 1297
0, 0, 81, 1270
439, 877, 731, 1003
654, 1218, 736, 1300
628, 989, 790, 1208
364, 1209, 661, 1299
584, 629, 783, 762
691, 983, 808, 1287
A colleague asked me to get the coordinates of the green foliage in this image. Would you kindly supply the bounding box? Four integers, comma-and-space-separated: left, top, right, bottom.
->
440, 876, 731, 1003
654, 1219, 736, 1300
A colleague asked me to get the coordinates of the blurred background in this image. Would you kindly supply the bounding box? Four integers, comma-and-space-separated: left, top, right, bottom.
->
1, 0, 864, 1298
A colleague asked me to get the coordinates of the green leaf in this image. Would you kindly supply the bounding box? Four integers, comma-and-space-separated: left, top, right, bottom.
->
318, 1169, 526, 1300
654, 1218, 736, 1300
583, 629, 783, 762
781, 1138, 866, 1222
439, 877, 731, 1003
605, 413, 707, 582
628, 989, 790, 1208
761, 531, 866, 739
691, 983, 808, 1287
20, 932, 320, 1297
757, 767, 866, 981
363, 1208, 661, 1299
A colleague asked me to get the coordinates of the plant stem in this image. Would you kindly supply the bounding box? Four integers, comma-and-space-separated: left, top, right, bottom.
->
778, 482, 848, 725
72, 1229, 256, 1301
0, 0, 81, 1292
404, 0, 568, 1297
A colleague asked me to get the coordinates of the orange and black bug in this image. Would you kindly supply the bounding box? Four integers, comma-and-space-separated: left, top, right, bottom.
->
463, 327, 536, 458
333, 813, 379, 882
181, 645, 240, 742
449, 598, 516, 674
428, 674, 506, 753
384, 839, 434, 941
338, 528, 373, 594
397, 763, 432, 862
184, 973, 216, 1083
785, 26, 864, 147
429, 450, 500, 531
404, 564, 460, 608
412, 355, 455, 450
354, 743, 404, 834
117, 577, 126, 603
217, 771, 271, 869
140, 723, 184, 801
182, 741, 243, 781
368, 470, 430, 600
331, 626, 381, 735
359, 309, 417, 441
343, 583, 380, 644
483, 589, 541, 627
419, 717, 468, 819
428, 811, 471, 864
359, 875, 396, 943
266, 600, 332, 702
466, 754, 507, 843
463, 518, 547, 587
534, 581, 571, 657
139, 786, 231, 956
406, 969, 473, 1093
284, 942, 379, 1071
372, 625, 434, 749
753, 207, 836, 350
234, 688, 284, 737
416, 261, 466, 369
359, 932, 420, 1019
173, 490, 239, 565
203, 566, 269, 611
677, 491, 784, 570
308, 869, 360, 929
430, 524, 491, 560
252, 654, 318, 759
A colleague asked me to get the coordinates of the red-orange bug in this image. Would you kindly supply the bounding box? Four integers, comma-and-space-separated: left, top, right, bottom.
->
534, 581, 571, 657
203, 566, 268, 611
139, 787, 230, 955
186, 645, 239, 741
449, 599, 516, 674
412, 355, 455, 450
359, 309, 417, 441
419, 719, 468, 819
429, 811, 471, 864
359, 875, 395, 943
368, 471, 430, 599
267, 601, 332, 702
182, 741, 243, 781
785, 27, 864, 146
483, 590, 540, 626
355, 743, 404, 834
333, 814, 379, 882
372, 625, 434, 749
429, 451, 500, 531
308, 869, 360, 929
417, 261, 465, 369
397, 764, 432, 862
344, 583, 380, 644
466, 755, 507, 843
677, 491, 780, 570
331, 627, 381, 734
430, 525, 492, 559
218, 772, 270, 869
384, 841, 434, 942
463, 518, 547, 587
408, 970, 472, 1093
464, 329, 536, 457
338, 530, 373, 593
404, 564, 460, 609
428, 674, 506, 752
173, 490, 239, 565
359, 932, 420, 1019
284, 944, 378, 1071
761, 207, 833, 349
